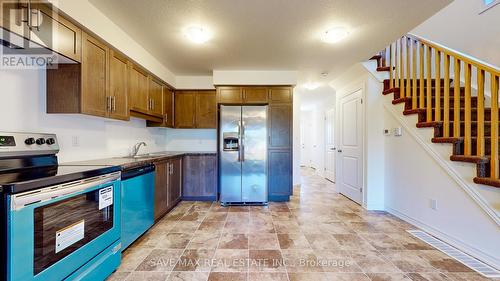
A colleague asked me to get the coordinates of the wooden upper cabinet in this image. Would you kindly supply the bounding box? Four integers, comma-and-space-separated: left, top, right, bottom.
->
129, 64, 149, 113
195, 91, 217, 128
269, 87, 293, 103
0, 1, 81, 62
243, 87, 268, 103
108, 50, 129, 121
149, 77, 164, 116
268, 104, 292, 149
81, 32, 108, 118
175, 91, 196, 128
0, 0, 30, 39
218, 87, 243, 104
30, 3, 81, 62
164, 87, 174, 127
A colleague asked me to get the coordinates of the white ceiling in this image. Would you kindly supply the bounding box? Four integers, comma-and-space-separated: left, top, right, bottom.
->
90, 0, 451, 83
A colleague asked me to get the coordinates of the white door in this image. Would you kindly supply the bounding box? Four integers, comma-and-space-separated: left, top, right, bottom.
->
337, 89, 363, 204
324, 108, 336, 182
300, 111, 311, 167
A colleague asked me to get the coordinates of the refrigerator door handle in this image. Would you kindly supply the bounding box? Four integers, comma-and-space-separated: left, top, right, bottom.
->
237, 121, 242, 162
240, 122, 245, 162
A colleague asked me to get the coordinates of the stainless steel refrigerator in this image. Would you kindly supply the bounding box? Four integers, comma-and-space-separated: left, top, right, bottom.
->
219, 105, 268, 205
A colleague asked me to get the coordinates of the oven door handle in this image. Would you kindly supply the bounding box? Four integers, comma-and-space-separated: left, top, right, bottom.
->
11, 172, 121, 211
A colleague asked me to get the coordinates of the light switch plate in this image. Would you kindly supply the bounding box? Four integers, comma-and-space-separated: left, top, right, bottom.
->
394, 127, 403, 136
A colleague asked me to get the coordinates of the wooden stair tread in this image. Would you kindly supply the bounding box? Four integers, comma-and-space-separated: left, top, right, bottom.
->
450, 155, 489, 164
473, 177, 500, 187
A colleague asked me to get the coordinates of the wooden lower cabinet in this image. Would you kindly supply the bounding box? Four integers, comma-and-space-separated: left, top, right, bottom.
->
153, 157, 182, 221
168, 157, 182, 208
268, 149, 292, 201
182, 155, 217, 200
154, 160, 169, 220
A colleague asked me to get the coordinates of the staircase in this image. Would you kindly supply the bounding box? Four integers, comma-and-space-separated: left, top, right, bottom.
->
372, 34, 500, 188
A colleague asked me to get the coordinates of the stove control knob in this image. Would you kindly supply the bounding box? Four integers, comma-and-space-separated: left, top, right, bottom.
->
46, 138, 56, 145
25, 138, 36, 145
36, 138, 46, 145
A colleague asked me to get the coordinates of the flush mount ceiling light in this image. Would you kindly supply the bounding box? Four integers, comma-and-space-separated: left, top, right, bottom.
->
321, 26, 349, 44
184, 25, 211, 44
303, 82, 321, 90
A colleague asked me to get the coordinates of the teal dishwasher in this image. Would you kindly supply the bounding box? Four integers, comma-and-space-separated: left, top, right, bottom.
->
120, 164, 155, 250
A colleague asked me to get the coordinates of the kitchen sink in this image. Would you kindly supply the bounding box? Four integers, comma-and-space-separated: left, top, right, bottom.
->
123, 154, 155, 159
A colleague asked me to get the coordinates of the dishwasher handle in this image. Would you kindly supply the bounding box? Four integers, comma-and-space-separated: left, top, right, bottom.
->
122, 164, 155, 180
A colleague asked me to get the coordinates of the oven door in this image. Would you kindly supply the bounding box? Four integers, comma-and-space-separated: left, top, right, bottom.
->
6, 172, 121, 281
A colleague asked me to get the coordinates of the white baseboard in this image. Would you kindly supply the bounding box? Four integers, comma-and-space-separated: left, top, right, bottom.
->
387, 207, 500, 271
365, 202, 385, 211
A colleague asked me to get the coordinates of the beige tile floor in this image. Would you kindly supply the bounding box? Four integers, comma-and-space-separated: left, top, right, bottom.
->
108, 168, 495, 281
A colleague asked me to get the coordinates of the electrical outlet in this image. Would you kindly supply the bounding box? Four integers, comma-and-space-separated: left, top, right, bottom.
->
430, 199, 438, 210
72, 136, 80, 147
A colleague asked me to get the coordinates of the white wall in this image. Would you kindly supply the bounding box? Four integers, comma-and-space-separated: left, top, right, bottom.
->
292, 91, 301, 186
213, 70, 298, 86
384, 110, 500, 268
0, 69, 169, 163
176, 76, 215, 90
164, 129, 217, 151
412, 0, 500, 68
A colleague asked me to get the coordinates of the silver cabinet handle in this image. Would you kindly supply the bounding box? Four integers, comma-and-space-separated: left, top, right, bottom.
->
337, 149, 343, 153
106, 96, 111, 111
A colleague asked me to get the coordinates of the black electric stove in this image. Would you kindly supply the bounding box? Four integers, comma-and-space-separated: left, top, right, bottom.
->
0, 132, 121, 280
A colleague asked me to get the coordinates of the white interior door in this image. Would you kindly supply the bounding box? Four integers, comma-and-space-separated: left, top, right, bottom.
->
300, 111, 311, 167
324, 108, 336, 182
337, 89, 363, 204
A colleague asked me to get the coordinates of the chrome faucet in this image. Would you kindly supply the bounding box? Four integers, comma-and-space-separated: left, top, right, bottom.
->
131, 142, 147, 157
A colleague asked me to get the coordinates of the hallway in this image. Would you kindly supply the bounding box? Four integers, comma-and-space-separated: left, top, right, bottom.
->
108, 168, 488, 281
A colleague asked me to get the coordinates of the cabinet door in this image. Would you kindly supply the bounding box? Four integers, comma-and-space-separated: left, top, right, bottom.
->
149, 78, 164, 116
243, 87, 268, 103
182, 155, 217, 199
269, 104, 292, 149
268, 150, 292, 198
168, 158, 182, 208
30, 3, 81, 62
195, 91, 217, 128
81, 32, 108, 118
269, 87, 293, 103
129, 65, 149, 113
0, 0, 30, 40
154, 161, 169, 220
108, 50, 129, 120
163, 87, 174, 127
218, 87, 242, 104
174, 91, 196, 128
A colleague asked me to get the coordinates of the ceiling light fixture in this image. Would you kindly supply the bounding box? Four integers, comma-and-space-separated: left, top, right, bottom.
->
184, 25, 211, 44
303, 82, 320, 90
321, 26, 349, 44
